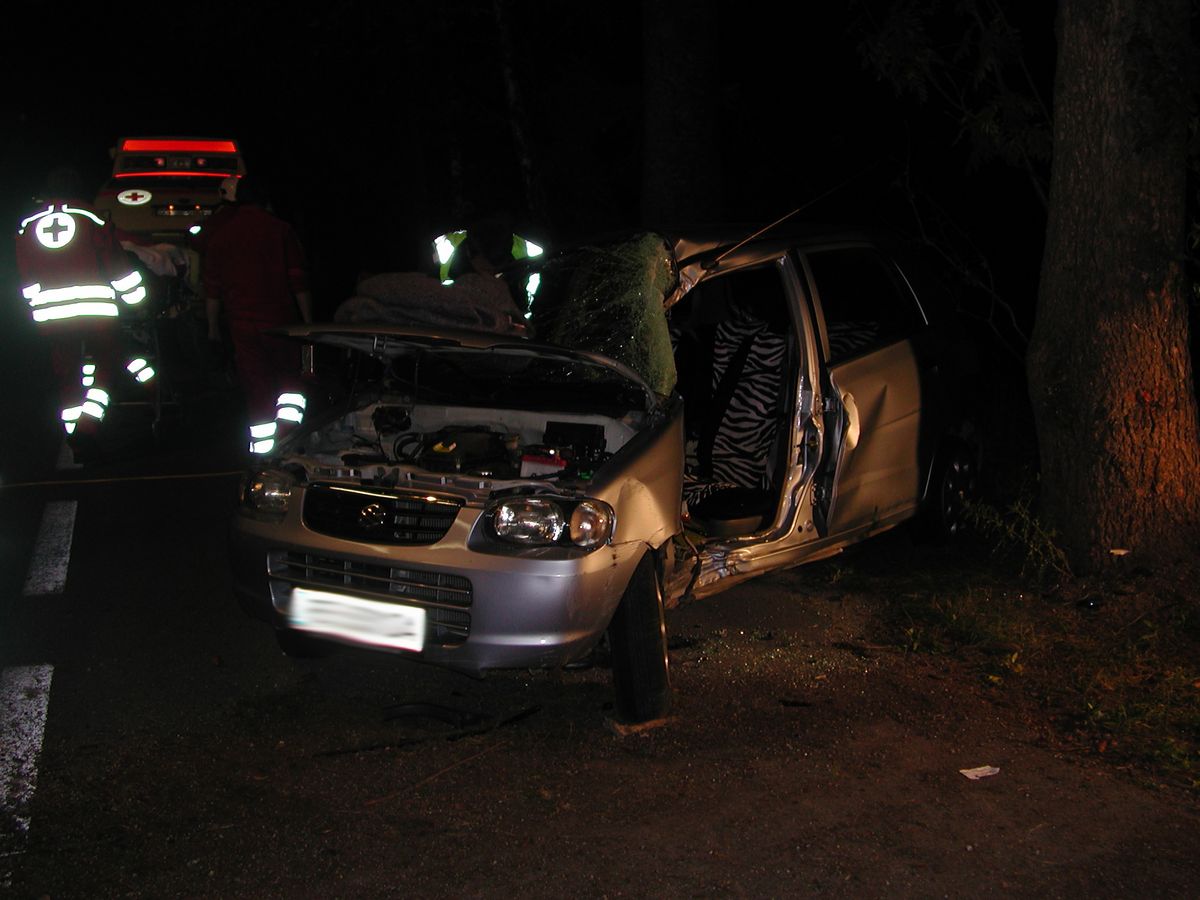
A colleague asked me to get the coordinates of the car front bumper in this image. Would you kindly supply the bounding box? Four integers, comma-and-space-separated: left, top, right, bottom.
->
230, 504, 644, 675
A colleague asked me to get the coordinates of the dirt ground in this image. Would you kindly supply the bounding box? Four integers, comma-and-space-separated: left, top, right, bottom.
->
10, 529, 1200, 898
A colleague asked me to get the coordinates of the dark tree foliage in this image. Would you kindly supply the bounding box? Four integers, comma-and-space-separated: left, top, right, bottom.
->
854, 0, 1056, 345
856, 0, 1053, 208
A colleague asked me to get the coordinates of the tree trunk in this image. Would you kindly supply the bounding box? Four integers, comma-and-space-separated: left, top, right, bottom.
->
1027, 0, 1200, 573
640, 0, 722, 224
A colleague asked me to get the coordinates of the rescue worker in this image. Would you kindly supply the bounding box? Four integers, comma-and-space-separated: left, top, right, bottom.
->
432, 215, 545, 321
14, 167, 153, 457
433, 217, 544, 281
200, 174, 313, 455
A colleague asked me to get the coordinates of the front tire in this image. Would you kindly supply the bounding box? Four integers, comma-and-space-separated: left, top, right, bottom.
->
607, 552, 672, 723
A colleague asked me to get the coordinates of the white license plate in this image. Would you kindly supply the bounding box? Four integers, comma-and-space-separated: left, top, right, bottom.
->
289, 588, 426, 652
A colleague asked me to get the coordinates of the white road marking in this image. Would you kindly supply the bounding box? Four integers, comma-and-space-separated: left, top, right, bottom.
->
22, 501, 76, 596
0, 665, 54, 836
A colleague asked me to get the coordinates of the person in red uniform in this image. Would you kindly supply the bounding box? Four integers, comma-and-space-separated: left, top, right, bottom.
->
14, 168, 152, 455
201, 174, 313, 454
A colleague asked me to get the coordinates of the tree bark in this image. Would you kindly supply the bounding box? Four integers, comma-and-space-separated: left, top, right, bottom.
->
1027, 0, 1200, 572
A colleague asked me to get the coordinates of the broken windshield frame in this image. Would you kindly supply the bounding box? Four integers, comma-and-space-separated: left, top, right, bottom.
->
500, 232, 680, 398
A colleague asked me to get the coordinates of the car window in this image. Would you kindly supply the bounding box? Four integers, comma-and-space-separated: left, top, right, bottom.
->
803, 247, 926, 364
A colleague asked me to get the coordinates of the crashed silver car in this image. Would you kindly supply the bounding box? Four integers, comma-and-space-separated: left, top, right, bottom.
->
229, 228, 977, 722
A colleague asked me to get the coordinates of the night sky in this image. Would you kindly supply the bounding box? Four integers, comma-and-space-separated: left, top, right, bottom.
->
3, 2, 1056, 324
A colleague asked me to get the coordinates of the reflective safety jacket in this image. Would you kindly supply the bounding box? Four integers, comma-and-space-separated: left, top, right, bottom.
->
15, 201, 146, 325
434, 229, 544, 283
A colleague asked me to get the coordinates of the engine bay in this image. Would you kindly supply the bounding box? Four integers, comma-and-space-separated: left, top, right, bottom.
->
278, 399, 644, 489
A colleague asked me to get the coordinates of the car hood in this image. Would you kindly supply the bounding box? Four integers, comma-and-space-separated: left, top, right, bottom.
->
309, 231, 682, 401
277, 322, 667, 412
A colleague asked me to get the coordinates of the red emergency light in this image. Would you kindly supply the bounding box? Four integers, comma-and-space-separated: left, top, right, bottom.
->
115, 171, 231, 179
120, 139, 239, 154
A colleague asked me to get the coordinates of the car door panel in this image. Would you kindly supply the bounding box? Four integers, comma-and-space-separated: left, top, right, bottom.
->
826, 340, 922, 533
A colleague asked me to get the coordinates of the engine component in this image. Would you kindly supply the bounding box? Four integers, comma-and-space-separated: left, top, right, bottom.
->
418, 427, 515, 476
372, 405, 411, 434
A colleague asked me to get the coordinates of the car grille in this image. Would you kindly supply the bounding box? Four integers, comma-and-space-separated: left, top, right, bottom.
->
270, 550, 472, 645
303, 483, 462, 545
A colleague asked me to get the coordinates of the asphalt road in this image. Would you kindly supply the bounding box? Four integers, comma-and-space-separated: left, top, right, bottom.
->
2, 343, 1199, 898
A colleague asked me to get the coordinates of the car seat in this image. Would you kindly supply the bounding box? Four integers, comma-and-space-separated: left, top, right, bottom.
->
678, 291, 790, 536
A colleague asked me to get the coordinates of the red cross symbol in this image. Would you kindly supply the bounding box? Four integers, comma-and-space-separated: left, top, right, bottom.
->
36, 212, 75, 249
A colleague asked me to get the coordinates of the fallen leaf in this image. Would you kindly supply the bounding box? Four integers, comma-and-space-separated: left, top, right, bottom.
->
959, 765, 1000, 780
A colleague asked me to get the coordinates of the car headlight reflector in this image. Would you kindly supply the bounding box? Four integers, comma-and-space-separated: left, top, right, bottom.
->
487, 496, 614, 549
242, 468, 295, 519
570, 500, 614, 548
490, 497, 566, 544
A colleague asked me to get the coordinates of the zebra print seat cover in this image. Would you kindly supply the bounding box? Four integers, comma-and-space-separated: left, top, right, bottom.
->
677, 303, 788, 517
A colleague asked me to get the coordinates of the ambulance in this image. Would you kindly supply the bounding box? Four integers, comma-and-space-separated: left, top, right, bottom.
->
94, 137, 246, 243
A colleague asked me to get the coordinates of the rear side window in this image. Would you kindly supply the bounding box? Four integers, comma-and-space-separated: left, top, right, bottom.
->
804, 247, 926, 363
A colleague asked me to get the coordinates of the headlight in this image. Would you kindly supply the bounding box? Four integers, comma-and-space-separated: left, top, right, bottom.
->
241, 468, 296, 520
570, 500, 614, 549
486, 496, 614, 549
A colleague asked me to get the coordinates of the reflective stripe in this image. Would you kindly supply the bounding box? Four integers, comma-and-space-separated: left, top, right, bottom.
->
249, 422, 277, 439
111, 271, 143, 292
81, 364, 96, 375
60, 406, 83, 423
434, 231, 466, 265
276, 393, 306, 410
85, 388, 110, 406
249, 438, 275, 455
18, 206, 55, 232
24, 284, 116, 305
127, 358, 155, 383
434, 231, 468, 282
33, 302, 120, 322
63, 422, 76, 435
80, 401, 105, 421
17, 204, 105, 233
511, 235, 544, 259
81, 376, 95, 387
61, 205, 106, 226
275, 406, 304, 424
120, 285, 147, 306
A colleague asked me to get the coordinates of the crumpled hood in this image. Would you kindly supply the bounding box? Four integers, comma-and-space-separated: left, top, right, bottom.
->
276, 322, 665, 411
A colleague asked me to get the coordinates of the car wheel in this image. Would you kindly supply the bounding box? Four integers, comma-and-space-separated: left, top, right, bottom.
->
607, 552, 672, 723
275, 628, 334, 659
924, 439, 977, 540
